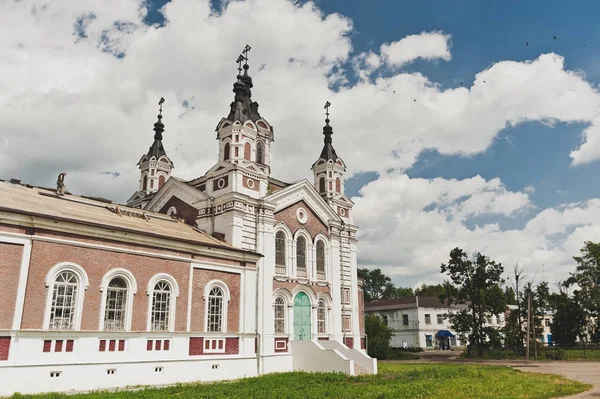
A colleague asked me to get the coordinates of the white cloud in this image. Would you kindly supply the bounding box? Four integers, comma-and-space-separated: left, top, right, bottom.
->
3, 0, 600, 288
380, 31, 452, 67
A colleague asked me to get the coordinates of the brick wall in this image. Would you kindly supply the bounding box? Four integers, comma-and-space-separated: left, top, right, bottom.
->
0, 337, 10, 360
22, 240, 190, 331
190, 269, 240, 333
274, 200, 328, 238
0, 243, 23, 329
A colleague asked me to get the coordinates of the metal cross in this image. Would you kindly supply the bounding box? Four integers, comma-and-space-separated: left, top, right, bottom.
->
158, 97, 165, 115
324, 101, 331, 118
242, 44, 252, 64
236, 54, 245, 75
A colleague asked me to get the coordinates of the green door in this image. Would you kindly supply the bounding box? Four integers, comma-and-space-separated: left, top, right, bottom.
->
294, 292, 311, 341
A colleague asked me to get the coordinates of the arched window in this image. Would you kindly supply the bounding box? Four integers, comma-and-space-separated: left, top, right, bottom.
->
319, 177, 325, 193
336, 177, 341, 193
275, 231, 286, 275
274, 296, 286, 334
143, 175, 148, 191
244, 142, 251, 161
158, 175, 166, 189
49, 271, 80, 330
223, 142, 231, 161
151, 281, 171, 331
316, 240, 326, 279
256, 141, 264, 164
296, 236, 307, 276
104, 277, 128, 331
207, 286, 224, 332
317, 299, 327, 334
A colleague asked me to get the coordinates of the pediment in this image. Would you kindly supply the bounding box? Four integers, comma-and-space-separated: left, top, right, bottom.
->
267, 179, 340, 225
145, 177, 208, 213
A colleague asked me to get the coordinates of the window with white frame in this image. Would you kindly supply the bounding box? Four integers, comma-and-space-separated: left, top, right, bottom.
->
49, 271, 80, 330
424, 314, 431, 324
104, 277, 128, 330
436, 314, 443, 324
274, 296, 286, 334
207, 287, 224, 332
151, 281, 171, 331
316, 240, 325, 279
342, 315, 351, 331
342, 288, 350, 305
317, 299, 327, 334
275, 231, 286, 275
296, 236, 307, 277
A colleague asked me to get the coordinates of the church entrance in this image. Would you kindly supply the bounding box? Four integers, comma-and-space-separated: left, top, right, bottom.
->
293, 292, 311, 341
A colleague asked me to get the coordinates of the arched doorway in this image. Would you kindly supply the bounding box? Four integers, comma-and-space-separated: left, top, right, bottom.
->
293, 292, 311, 341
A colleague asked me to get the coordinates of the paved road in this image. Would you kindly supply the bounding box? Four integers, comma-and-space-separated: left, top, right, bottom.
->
398, 351, 600, 398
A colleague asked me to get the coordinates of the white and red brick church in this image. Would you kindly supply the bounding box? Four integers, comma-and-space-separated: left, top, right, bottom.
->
0, 49, 375, 396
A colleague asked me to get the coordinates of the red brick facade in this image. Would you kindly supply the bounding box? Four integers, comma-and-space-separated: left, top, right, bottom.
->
0, 337, 10, 361
274, 200, 329, 238
0, 243, 23, 329
190, 269, 241, 332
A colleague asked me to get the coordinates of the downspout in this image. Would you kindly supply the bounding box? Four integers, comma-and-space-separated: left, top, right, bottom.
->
255, 199, 264, 375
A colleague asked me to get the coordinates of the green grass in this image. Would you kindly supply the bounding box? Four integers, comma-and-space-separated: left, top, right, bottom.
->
10, 363, 590, 399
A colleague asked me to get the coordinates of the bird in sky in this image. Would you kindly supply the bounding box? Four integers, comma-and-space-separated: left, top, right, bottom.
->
553, 35, 557, 41
525, 41, 529, 47
583, 44, 587, 47
459, 81, 463, 86
483, 80, 486, 83
393, 90, 396, 94
413, 99, 416, 102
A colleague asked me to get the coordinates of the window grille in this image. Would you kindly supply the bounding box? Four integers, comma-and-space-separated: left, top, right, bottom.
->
317, 299, 326, 334
275, 231, 286, 275
104, 277, 128, 330
151, 281, 171, 331
274, 296, 286, 334
316, 241, 325, 279
296, 236, 306, 277
49, 271, 79, 330
207, 287, 224, 332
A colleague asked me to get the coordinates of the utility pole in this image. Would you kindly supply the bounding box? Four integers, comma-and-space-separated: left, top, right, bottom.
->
531, 291, 537, 360
526, 291, 531, 361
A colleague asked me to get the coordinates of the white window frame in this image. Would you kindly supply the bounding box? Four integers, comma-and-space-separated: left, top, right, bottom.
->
204, 338, 226, 354
317, 298, 328, 334
203, 280, 231, 333
43, 262, 89, 331
424, 314, 431, 324
274, 230, 287, 275
99, 268, 137, 331
274, 296, 286, 335
342, 288, 351, 305
295, 234, 308, 277
314, 235, 328, 281
146, 273, 180, 332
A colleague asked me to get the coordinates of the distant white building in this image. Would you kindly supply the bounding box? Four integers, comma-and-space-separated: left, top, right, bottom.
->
365, 296, 506, 349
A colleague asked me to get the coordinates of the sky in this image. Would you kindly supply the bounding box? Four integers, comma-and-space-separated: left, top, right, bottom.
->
2, 0, 600, 290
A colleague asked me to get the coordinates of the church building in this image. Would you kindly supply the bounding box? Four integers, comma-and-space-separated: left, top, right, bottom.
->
0, 48, 375, 396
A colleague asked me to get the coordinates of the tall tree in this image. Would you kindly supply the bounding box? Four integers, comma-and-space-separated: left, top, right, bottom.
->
567, 241, 600, 343
440, 248, 506, 356
358, 268, 393, 302
503, 264, 526, 351
415, 283, 446, 298
549, 284, 586, 345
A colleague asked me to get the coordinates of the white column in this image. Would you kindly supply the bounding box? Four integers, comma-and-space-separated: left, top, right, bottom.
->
330, 234, 343, 343
349, 240, 361, 347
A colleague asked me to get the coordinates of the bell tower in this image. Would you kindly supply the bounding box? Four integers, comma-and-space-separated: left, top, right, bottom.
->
214, 45, 274, 176
311, 101, 347, 200
137, 97, 174, 195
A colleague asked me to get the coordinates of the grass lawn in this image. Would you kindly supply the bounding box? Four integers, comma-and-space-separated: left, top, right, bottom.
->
10, 363, 590, 399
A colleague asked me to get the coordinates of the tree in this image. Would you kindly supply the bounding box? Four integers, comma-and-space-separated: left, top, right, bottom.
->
504, 286, 517, 305
365, 314, 393, 359
415, 283, 446, 298
358, 268, 393, 302
567, 241, 600, 343
502, 264, 526, 351
549, 285, 586, 345
440, 248, 506, 356
390, 286, 415, 298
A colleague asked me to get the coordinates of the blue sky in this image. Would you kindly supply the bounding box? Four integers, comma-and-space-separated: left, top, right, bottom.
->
3, 0, 600, 288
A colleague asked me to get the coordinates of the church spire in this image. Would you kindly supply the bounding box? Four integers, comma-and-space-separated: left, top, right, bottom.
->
227, 45, 262, 123
133, 97, 174, 197
319, 101, 338, 161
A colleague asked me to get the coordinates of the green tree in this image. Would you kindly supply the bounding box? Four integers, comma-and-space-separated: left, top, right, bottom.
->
549, 286, 586, 345
440, 248, 506, 356
415, 283, 446, 298
567, 241, 600, 342
504, 286, 517, 305
390, 286, 415, 298
358, 268, 394, 302
365, 314, 393, 359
